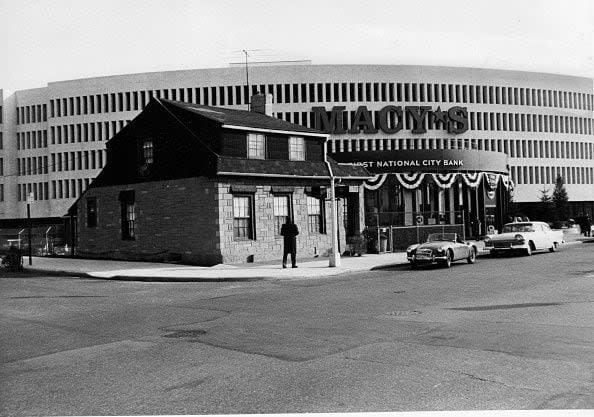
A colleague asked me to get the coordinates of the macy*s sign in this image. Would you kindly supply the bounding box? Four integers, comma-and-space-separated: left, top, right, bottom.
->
313, 105, 468, 135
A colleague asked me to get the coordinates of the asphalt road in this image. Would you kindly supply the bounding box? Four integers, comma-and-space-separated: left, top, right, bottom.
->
1, 242, 593, 415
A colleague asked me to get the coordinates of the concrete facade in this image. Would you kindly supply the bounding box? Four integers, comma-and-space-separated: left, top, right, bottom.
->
2, 64, 593, 221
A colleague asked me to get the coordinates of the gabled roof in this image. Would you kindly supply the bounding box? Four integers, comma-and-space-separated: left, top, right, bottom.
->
159, 99, 323, 136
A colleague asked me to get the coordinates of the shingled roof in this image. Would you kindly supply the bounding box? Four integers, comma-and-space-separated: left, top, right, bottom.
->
159, 99, 322, 135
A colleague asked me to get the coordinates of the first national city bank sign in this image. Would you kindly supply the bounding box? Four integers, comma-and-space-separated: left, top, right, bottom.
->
313, 105, 469, 134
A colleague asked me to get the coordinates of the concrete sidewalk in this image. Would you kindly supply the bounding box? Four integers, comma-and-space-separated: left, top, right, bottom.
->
23, 251, 412, 281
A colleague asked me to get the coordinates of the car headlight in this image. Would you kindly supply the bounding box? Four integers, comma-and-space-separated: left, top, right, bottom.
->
483, 236, 492, 246
513, 234, 525, 244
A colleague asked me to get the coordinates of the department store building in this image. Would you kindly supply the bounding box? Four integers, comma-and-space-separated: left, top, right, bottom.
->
1, 63, 593, 249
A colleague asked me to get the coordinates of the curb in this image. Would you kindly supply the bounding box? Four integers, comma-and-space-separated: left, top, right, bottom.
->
16, 240, 588, 282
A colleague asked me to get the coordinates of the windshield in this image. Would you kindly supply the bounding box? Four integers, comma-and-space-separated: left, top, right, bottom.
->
502, 223, 535, 233
427, 233, 456, 242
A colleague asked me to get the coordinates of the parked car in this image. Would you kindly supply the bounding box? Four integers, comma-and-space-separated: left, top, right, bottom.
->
483, 221, 563, 256
406, 233, 477, 268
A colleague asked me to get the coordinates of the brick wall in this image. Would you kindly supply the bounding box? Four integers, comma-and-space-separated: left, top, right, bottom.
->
76, 177, 221, 264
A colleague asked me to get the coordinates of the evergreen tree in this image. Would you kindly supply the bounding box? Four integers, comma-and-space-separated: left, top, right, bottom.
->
537, 187, 553, 222
552, 175, 569, 221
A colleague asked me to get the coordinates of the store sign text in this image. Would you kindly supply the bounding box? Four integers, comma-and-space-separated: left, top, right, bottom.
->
313, 105, 468, 135
352, 159, 464, 169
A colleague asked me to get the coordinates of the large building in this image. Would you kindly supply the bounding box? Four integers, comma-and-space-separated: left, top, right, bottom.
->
1, 63, 593, 237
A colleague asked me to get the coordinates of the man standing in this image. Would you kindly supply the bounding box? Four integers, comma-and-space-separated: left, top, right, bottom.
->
280, 220, 299, 268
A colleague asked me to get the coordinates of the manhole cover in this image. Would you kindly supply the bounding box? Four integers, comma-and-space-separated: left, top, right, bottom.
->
163, 330, 207, 338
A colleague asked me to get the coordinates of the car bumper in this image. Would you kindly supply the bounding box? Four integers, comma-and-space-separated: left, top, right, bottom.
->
407, 254, 448, 263
484, 243, 528, 252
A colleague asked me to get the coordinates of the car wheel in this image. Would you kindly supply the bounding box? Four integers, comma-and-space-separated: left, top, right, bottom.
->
441, 250, 452, 268
525, 243, 533, 256
467, 248, 476, 264
549, 242, 558, 252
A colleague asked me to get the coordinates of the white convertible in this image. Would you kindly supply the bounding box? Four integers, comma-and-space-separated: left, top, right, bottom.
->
483, 221, 564, 256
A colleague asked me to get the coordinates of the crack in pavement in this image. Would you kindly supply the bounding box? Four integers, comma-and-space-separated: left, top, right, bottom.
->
343, 355, 542, 392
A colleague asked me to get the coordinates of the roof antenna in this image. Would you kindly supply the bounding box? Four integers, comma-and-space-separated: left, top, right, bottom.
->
242, 49, 250, 110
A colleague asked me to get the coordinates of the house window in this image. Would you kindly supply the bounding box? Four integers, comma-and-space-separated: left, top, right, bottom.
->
273, 194, 291, 235
86, 197, 97, 227
119, 190, 136, 240
142, 139, 153, 164
233, 195, 254, 239
307, 196, 325, 233
247, 133, 265, 159
289, 136, 305, 160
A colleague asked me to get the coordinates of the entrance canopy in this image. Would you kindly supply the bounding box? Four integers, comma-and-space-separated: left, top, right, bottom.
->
332, 149, 508, 174
331, 148, 511, 190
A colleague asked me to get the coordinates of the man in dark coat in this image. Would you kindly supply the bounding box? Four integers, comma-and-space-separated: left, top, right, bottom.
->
280, 220, 299, 268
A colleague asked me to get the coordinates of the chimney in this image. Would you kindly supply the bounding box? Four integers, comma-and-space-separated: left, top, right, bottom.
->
250, 93, 273, 116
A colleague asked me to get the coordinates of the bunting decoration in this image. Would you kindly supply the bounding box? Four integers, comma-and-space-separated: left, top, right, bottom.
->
364, 174, 388, 190
460, 172, 483, 188
484, 173, 500, 190
500, 174, 514, 190
367, 172, 510, 191
430, 173, 458, 189
394, 172, 426, 189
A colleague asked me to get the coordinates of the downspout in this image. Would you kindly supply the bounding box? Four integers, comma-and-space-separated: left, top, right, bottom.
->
324, 139, 341, 267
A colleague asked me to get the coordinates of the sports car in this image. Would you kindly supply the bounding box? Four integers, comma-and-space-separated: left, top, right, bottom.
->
406, 233, 477, 268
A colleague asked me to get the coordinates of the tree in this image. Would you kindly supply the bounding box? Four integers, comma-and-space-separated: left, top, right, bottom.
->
552, 175, 569, 222
537, 187, 553, 222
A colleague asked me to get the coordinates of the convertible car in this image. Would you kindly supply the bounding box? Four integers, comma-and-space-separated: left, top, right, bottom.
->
406, 233, 477, 268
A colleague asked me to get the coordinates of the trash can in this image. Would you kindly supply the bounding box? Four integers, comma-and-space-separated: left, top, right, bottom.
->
379, 235, 388, 252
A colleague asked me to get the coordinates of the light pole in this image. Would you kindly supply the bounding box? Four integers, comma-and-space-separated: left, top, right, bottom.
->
324, 140, 341, 267
26, 192, 33, 265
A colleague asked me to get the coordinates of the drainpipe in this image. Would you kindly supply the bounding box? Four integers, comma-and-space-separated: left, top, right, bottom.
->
324, 139, 341, 267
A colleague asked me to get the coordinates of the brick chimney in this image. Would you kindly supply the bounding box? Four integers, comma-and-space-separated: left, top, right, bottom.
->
250, 93, 273, 116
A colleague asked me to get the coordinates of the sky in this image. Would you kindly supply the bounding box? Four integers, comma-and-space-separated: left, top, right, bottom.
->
1, 0, 593, 94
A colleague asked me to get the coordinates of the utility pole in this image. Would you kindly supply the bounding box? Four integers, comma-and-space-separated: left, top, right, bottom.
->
242, 49, 250, 110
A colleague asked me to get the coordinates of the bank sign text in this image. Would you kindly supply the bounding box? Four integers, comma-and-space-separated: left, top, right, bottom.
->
313, 105, 468, 135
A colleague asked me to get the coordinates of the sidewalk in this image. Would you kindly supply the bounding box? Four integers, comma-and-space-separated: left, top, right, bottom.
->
16, 235, 589, 282
23, 251, 412, 282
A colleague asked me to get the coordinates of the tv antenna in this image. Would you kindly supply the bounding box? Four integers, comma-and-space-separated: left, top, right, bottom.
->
242, 49, 250, 110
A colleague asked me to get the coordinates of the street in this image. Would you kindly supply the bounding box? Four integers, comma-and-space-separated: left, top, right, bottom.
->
1, 242, 593, 415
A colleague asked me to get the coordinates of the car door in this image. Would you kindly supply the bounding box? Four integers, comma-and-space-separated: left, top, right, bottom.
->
453, 236, 467, 260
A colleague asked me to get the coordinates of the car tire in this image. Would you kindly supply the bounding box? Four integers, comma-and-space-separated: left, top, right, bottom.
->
525, 243, 533, 256
467, 248, 476, 264
441, 250, 452, 268
549, 242, 558, 252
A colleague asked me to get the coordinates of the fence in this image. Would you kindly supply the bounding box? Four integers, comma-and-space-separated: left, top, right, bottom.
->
0, 224, 69, 256
363, 210, 466, 251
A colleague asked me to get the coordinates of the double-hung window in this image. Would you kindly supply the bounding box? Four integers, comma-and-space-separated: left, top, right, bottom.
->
142, 140, 153, 165
119, 190, 136, 240
307, 196, 325, 233
233, 195, 254, 239
86, 197, 97, 228
289, 136, 305, 161
247, 133, 265, 159
273, 194, 291, 235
